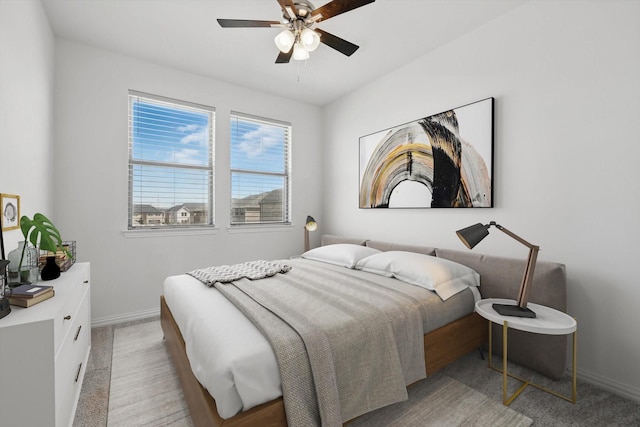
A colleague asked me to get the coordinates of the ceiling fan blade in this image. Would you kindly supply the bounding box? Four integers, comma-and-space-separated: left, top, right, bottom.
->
217, 19, 281, 28
275, 48, 293, 64
311, 0, 375, 22
276, 0, 298, 20
315, 28, 359, 56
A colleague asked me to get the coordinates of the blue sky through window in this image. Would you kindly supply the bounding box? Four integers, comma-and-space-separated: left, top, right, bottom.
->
231, 120, 286, 172
131, 100, 210, 166
130, 98, 212, 209
230, 116, 289, 200
130, 96, 289, 220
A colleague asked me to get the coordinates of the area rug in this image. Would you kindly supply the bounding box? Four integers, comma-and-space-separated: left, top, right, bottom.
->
349, 374, 532, 426
108, 320, 532, 427
107, 321, 193, 426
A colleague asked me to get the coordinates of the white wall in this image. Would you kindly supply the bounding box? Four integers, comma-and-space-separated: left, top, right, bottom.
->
322, 1, 640, 401
0, 0, 55, 251
5, 0, 638, 404
53, 40, 323, 324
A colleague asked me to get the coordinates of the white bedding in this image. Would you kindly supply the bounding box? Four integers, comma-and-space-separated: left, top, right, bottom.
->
163, 260, 480, 419
163, 273, 282, 418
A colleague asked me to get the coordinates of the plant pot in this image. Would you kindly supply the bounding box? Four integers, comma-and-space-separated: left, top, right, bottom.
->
41, 256, 61, 281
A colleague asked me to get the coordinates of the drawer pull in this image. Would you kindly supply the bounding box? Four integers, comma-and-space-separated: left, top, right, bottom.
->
75, 363, 83, 383
83, 280, 89, 284
64, 315, 71, 321
74, 325, 82, 341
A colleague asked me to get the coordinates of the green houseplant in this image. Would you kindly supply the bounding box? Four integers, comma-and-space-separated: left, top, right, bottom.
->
17, 213, 71, 281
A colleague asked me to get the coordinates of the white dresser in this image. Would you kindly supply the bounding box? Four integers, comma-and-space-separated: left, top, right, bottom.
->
0, 262, 91, 427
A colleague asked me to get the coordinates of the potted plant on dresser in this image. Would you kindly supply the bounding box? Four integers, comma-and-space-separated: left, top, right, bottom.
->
18, 213, 71, 281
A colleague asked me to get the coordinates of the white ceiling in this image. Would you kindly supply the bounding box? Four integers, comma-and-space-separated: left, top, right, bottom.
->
41, 0, 526, 106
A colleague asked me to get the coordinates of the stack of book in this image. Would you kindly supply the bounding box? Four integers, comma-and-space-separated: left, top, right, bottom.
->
9, 284, 55, 308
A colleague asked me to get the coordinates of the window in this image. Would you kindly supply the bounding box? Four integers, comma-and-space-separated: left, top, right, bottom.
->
230, 112, 291, 225
128, 91, 214, 229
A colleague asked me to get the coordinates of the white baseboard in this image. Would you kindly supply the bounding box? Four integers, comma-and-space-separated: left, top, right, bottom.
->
576, 367, 640, 403
91, 307, 160, 328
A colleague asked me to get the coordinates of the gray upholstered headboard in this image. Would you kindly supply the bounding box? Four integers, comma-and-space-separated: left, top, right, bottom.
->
321, 234, 367, 246
320, 235, 569, 380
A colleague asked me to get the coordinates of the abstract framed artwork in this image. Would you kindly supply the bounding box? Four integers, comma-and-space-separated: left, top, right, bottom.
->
1, 194, 20, 231
359, 97, 494, 209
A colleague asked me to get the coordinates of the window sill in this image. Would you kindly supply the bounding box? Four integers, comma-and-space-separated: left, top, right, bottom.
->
227, 224, 294, 234
122, 227, 219, 238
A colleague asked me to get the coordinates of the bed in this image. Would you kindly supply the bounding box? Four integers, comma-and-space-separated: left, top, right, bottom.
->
161, 235, 567, 427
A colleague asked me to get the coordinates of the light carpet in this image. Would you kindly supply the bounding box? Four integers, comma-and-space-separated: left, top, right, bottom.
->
108, 321, 193, 426
108, 321, 532, 427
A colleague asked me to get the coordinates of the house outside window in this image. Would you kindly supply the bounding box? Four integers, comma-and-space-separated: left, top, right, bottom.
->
128, 91, 215, 229
230, 112, 291, 226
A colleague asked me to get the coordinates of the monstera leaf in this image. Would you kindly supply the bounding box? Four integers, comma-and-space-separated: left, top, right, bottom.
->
20, 213, 71, 258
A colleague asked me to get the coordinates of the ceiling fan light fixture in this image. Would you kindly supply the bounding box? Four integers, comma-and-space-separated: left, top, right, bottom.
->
300, 28, 320, 52
292, 41, 310, 60
274, 29, 295, 53
218, 0, 376, 64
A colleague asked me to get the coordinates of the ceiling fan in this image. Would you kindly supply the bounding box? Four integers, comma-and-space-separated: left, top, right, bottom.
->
217, 0, 375, 63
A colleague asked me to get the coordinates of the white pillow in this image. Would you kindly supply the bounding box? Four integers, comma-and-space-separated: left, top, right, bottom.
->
355, 251, 480, 300
301, 244, 381, 268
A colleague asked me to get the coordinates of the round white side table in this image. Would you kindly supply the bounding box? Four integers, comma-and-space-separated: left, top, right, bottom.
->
475, 298, 577, 405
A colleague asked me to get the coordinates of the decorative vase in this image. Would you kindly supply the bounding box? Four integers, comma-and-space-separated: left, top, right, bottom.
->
41, 256, 61, 281
7, 241, 39, 285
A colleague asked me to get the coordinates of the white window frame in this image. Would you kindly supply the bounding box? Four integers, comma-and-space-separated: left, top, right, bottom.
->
128, 90, 215, 230
230, 112, 292, 226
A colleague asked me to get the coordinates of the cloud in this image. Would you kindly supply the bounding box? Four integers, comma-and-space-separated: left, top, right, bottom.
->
173, 148, 206, 165
174, 125, 209, 164
177, 123, 201, 133
180, 127, 209, 146
237, 124, 283, 158
181, 130, 206, 145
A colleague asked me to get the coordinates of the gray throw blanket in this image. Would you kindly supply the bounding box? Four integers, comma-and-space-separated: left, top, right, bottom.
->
210, 259, 426, 427
187, 260, 291, 286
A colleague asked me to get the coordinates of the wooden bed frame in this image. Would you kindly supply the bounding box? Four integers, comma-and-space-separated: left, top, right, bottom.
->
160, 295, 487, 427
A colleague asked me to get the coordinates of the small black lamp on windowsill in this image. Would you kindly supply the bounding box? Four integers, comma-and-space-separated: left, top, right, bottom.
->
456, 221, 539, 318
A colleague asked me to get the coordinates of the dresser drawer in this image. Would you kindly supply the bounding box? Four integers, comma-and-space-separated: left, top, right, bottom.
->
54, 264, 90, 352
55, 288, 91, 427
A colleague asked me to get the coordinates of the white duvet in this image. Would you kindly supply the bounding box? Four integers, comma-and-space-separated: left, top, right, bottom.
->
163, 274, 282, 418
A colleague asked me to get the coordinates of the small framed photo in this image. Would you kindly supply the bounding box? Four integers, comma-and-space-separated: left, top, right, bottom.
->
1, 194, 20, 231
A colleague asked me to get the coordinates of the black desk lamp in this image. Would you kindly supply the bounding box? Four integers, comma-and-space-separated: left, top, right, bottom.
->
456, 221, 539, 318
304, 215, 317, 252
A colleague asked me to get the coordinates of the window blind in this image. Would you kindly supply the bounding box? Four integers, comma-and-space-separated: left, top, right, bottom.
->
128, 91, 215, 228
230, 112, 291, 225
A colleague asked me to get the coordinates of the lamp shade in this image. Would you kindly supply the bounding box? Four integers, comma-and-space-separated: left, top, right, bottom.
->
305, 216, 317, 231
300, 28, 320, 52
456, 223, 489, 249
274, 30, 295, 53
292, 41, 310, 60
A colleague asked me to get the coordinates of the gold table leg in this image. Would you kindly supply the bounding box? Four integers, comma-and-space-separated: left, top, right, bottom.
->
486, 319, 577, 405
